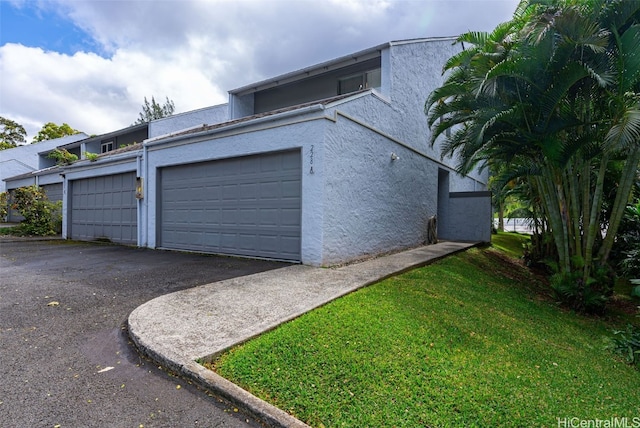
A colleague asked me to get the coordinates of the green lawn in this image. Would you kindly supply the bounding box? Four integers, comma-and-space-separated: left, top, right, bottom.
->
490, 230, 530, 258
210, 237, 640, 427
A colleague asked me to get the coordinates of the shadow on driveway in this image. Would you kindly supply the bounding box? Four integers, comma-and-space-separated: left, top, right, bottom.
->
0, 240, 287, 428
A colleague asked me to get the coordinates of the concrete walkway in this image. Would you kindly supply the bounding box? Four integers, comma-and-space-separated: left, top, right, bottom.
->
128, 241, 476, 427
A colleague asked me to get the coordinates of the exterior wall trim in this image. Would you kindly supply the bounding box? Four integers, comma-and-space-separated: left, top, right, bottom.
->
450, 191, 492, 198
145, 115, 333, 154
61, 151, 142, 176
145, 104, 327, 148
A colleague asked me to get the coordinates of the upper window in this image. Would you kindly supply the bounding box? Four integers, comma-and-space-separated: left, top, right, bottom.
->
338, 68, 381, 95
101, 141, 114, 153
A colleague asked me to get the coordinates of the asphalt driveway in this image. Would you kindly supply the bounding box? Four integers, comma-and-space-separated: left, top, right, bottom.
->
0, 239, 287, 428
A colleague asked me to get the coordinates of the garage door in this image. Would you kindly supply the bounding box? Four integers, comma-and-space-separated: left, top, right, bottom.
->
70, 172, 137, 244
42, 183, 63, 203
159, 150, 301, 261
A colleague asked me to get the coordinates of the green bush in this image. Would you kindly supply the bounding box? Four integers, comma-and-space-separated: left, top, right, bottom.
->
612, 202, 640, 280
11, 185, 61, 236
47, 148, 78, 165
612, 307, 640, 367
84, 152, 99, 162
550, 269, 611, 314
0, 191, 8, 222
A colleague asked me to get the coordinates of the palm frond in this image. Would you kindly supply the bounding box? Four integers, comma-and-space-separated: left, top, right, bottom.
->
457, 31, 490, 47
605, 107, 640, 151
616, 24, 640, 93
442, 48, 477, 73
599, 0, 640, 34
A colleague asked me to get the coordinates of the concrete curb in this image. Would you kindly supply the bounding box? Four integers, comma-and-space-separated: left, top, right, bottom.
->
128, 241, 477, 427
128, 325, 310, 427
0, 236, 65, 242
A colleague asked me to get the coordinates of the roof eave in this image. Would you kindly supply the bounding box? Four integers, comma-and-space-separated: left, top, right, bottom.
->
230, 42, 390, 96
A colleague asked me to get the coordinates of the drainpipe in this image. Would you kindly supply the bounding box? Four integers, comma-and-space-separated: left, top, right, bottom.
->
136, 152, 144, 247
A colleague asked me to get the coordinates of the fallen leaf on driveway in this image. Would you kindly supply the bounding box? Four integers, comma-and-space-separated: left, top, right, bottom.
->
97, 367, 114, 373
47, 301, 59, 307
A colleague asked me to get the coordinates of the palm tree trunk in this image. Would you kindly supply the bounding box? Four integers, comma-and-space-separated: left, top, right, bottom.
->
537, 168, 571, 273
566, 161, 582, 262
598, 148, 640, 265
583, 154, 608, 284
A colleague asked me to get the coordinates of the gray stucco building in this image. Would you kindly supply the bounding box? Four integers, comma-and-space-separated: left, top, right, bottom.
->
5, 38, 491, 266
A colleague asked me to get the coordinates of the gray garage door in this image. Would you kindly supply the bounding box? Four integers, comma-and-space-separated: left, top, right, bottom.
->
42, 183, 63, 203
70, 172, 137, 245
159, 150, 301, 261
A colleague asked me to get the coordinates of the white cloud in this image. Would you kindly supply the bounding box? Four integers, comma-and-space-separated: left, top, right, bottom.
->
0, 0, 519, 140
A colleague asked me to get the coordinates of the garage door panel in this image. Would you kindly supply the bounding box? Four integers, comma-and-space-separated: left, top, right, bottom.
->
160, 150, 301, 261
70, 172, 137, 245
281, 208, 302, 226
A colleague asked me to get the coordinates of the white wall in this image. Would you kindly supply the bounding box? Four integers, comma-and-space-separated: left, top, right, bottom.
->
441, 192, 492, 242
0, 133, 88, 192
148, 104, 229, 139
321, 112, 439, 265
314, 39, 491, 263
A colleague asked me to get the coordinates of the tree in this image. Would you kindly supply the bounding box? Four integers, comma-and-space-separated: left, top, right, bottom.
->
0, 116, 27, 150
134, 96, 175, 124
33, 122, 81, 143
11, 185, 62, 236
426, 0, 640, 312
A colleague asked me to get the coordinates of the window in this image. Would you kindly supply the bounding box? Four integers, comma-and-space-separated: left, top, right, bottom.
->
338, 68, 381, 95
101, 141, 113, 153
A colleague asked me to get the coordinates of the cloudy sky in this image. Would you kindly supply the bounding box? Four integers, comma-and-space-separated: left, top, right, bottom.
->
0, 0, 519, 141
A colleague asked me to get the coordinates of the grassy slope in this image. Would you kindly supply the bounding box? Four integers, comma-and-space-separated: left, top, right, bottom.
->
212, 237, 640, 427
490, 231, 530, 258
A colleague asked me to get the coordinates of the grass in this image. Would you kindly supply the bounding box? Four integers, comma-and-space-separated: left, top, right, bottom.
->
209, 236, 640, 427
490, 230, 530, 258
0, 226, 19, 235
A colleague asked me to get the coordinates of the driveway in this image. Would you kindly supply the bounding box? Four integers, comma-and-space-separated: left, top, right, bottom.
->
0, 239, 287, 428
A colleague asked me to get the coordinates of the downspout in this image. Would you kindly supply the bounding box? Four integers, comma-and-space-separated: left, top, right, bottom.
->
61, 171, 68, 239
136, 152, 145, 247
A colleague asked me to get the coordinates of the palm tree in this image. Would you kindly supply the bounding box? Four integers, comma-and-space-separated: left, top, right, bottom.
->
426, 0, 640, 311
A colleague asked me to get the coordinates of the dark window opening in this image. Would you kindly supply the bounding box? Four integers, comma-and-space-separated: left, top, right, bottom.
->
338, 68, 381, 95
101, 141, 114, 153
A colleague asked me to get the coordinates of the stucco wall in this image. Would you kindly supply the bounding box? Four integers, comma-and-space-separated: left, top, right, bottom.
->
148, 104, 229, 138
330, 41, 487, 193
321, 114, 439, 265
0, 133, 88, 192
337, 40, 488, 190
144, 110, 329, 265
439, 192, 492, 242
5, 169, 64, 191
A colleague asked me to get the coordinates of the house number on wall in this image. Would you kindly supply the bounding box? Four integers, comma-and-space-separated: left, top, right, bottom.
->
309, 144, 314, 174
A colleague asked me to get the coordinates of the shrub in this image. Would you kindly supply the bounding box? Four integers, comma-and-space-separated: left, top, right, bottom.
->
11, 185, 61, 236
47, 148, 78, 165
612, 307, 640, 367
84, 152, 99, 162
550, 268, 611, 314
612, 202, 640, 280
0, 191, 8, 222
